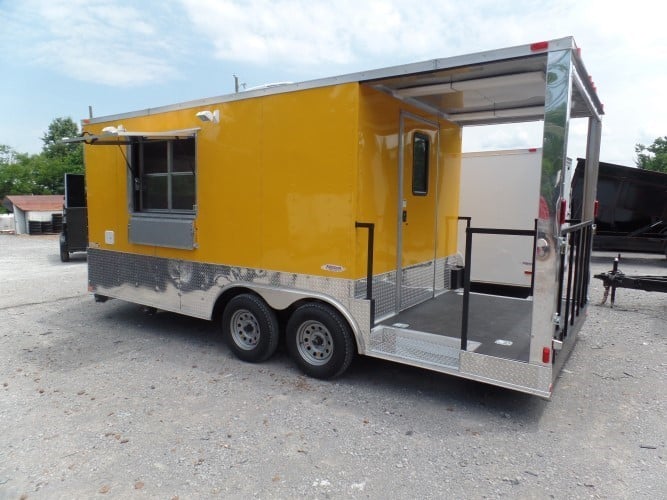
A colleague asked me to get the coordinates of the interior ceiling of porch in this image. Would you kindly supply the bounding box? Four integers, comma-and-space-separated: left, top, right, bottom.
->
364, 53, 596, 126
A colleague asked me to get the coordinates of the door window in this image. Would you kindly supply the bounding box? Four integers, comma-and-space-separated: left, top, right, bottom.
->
412, 132, 430, 195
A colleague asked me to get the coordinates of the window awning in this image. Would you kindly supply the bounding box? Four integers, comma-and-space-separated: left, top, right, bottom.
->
62, 127, 199, 145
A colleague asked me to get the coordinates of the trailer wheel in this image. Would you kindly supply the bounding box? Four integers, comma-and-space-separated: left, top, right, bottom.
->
221, 294, 280, 363
59, 235, 70, 263
286, 302, 354, 379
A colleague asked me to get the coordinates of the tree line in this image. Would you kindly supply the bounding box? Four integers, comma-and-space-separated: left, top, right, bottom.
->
635, 136, 667, 173
0, 117, 84, 212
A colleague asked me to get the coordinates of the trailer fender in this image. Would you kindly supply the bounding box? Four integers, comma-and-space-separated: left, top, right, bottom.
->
212, 283, 365, 353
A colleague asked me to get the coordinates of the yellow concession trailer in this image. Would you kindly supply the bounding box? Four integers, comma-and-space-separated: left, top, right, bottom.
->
72, 37, 604, 398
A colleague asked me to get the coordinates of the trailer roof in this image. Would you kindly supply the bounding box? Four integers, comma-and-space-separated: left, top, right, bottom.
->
86, 36, 603, 127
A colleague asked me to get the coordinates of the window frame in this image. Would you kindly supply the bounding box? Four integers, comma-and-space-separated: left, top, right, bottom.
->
131, 136, 197, 215
411, 131, 430, 196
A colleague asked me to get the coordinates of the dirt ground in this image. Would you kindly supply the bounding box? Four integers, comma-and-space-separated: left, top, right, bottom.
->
1, 234, 665, 499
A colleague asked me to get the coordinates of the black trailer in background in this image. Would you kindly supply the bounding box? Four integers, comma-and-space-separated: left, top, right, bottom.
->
59, 173, 88, 262
572, 159, 667, 257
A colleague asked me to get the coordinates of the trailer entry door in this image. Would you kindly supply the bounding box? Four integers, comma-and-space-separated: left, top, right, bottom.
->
396, 113, 439, 312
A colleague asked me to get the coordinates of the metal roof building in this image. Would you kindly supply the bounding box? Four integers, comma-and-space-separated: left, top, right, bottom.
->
2, 195, 64, 235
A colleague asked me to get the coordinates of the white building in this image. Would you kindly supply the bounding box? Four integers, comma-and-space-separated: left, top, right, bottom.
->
2, 195, 64, 235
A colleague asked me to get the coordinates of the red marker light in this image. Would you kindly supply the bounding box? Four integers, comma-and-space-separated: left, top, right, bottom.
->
542, 347, 551, 364
530, 41, 549, 52
594, 200, 600, 218
589, 76, 597, 92
528, 148, 537, 152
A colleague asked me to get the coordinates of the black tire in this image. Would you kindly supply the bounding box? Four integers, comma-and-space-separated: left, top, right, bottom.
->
59, 235, 70, 263
221, 294, 280, 363
286, 302, 355, 379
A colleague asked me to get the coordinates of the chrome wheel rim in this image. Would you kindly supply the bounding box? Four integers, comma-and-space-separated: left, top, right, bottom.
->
230, 309, 260, 350
296, 320, 333, 365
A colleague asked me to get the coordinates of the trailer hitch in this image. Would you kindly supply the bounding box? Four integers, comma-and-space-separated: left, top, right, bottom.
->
594, 254, 667, 307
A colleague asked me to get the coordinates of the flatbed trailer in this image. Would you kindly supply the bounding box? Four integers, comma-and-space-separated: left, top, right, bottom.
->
67, 37, 604, 398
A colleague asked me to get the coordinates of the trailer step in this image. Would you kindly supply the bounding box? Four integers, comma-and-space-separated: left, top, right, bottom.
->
367, 326, 480, 371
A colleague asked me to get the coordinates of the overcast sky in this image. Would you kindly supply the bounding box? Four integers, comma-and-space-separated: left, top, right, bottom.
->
1, 0, 665, 166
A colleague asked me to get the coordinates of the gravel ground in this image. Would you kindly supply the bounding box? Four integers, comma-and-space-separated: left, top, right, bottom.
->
1, 234, 665, 499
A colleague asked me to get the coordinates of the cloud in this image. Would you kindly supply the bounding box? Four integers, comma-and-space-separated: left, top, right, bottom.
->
179, 1, 568, 68
2, 0, 663, 164
0, 0, 182, 86
180, 0, 356, 66
178, 0, 475, 68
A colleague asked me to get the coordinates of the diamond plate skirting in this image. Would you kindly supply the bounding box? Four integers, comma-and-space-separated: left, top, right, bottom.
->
353, 257, 458, 319
368, 326, 481, 370
459, 351, 552, 397
353, 269, 397, 319
400, 260, 435, 310
89, 250, 460, 321
88, 248, 356, 320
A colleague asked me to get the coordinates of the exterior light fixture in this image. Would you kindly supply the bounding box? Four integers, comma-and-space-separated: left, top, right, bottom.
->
101, 124, 125, 135
196, 110, 220, 123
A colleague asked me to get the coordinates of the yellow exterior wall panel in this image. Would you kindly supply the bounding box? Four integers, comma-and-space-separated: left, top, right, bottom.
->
83, 82, 459, 282
83, 134, 127, 252
355, 85, 462, 277
84, 84, 359, 278
195, 98, 263, 266
437, 124, 463, 259
355, 87, 401, 276
258, 85, 359, 277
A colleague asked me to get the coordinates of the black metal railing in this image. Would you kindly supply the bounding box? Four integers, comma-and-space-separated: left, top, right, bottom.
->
459, 220, 537, 351
355, 221, 376, 326
557, 219, 594, 340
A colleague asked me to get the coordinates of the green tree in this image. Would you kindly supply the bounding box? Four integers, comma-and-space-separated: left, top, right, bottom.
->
42, 117, 82, 162
635, 136, 667, 173
0, 144, 17, 165
37, 117, 84, 192
33, 155, 78, 194
0, 146, 38, 211
0, 117, 85, 202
